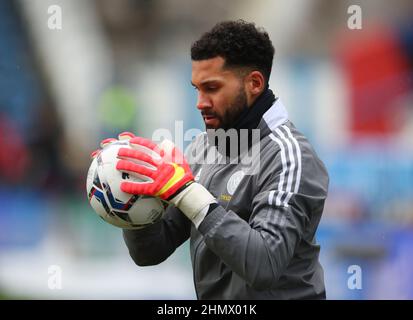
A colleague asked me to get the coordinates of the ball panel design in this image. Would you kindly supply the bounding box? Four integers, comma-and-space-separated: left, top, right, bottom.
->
86, 141, 165, 229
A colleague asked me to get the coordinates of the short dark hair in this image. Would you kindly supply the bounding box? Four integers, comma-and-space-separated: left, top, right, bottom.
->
191, 20, 275, 83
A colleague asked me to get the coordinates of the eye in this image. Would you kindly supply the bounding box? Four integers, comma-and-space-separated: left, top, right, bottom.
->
206, 86, 218, 92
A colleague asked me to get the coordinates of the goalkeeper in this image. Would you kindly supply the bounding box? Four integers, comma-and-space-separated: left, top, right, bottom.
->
96, 20, 329, 299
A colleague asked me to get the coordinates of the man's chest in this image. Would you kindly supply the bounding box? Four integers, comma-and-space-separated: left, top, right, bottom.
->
193, 163, 254, 221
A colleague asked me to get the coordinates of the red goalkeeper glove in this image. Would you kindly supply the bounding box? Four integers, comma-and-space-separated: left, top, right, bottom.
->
116, 136, 216, 224
89, 131, 135, 159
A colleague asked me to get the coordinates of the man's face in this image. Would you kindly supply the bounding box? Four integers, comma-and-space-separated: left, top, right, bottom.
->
191, 56, 248, 130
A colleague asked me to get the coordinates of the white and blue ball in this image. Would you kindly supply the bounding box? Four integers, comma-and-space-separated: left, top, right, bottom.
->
86, 141, 166, 229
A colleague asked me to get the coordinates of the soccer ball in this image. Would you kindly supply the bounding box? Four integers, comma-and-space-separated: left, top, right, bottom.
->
86, 140, 166, 229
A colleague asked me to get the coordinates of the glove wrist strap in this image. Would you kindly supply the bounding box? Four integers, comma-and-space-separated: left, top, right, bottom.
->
170, 182, 216, 221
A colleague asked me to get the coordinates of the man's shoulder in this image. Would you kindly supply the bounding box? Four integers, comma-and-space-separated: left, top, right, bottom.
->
258, 121, 329, 200
260, 120, 318, 160
259, 121, 328, 182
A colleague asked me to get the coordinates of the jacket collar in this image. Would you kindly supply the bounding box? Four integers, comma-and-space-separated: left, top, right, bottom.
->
259, 97, 289, 137
206, 89, 289, 159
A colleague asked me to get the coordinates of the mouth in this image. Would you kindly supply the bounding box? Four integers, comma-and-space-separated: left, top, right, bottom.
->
203, 115, 218, 126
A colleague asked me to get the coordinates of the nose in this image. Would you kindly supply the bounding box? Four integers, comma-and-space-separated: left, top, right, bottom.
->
196, 92, 211, 110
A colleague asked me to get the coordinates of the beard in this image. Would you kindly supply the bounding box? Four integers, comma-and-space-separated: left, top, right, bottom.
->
203, 87, 248, 130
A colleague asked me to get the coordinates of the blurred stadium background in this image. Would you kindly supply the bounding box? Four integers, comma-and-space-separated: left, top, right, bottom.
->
1, 0, 413, 299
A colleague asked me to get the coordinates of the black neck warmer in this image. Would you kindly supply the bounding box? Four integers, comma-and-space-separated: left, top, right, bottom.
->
232, 87, 276, 132
207, 87, 276, 159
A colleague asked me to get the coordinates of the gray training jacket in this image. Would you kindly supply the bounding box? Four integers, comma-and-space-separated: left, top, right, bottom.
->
123, 98, 329, 299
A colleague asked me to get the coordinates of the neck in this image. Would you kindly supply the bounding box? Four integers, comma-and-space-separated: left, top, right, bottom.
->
207, 87, 276, 159
232, 86, 275, 131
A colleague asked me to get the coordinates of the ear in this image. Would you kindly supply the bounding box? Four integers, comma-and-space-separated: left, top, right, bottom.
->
245, 71, 265, 104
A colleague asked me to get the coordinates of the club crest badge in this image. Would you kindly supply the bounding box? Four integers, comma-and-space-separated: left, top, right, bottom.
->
226, 170, 245, 195
194, 168, 202, 182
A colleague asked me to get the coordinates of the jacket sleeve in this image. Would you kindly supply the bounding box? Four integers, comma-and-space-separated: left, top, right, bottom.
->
197, 141, 329, 290
122, 137, 202, 267
123, 205, 191, 266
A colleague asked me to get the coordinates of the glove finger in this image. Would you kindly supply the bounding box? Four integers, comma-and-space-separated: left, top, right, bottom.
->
100, 138, 117, 148
130, 136, 158, 150
158, 139, 174, 162
90, 149, 101, 159
116, 159, 156, 179
118, 147, 158, 168
129, 136, 162, 159
159, 139, 186, 165
118, 132, 135, 141
171, 145, 186, 165
120, 181, 154, 196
